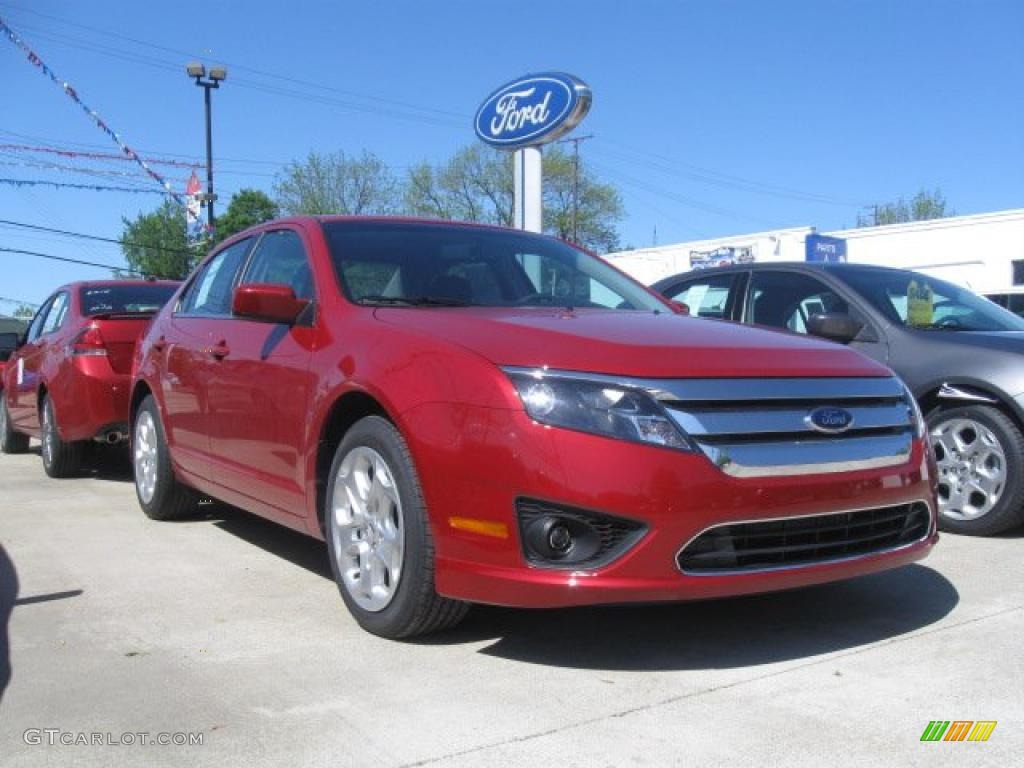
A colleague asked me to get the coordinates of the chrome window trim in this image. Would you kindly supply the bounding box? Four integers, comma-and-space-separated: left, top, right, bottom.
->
675, 499, 935, 577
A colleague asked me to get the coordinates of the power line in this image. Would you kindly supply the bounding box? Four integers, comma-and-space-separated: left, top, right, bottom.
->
0, 246, 135, 273
0, 218, 194, 255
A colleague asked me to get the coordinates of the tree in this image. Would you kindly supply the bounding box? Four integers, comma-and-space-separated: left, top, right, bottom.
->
216, 189, 279, 243
274, 150, 398, 215
404, 144, 624, 252
12, 304, 35, 319
858, 188, 955, 227
120, 198, 196, 279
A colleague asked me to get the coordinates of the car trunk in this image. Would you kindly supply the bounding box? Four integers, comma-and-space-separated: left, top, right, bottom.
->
87, 314, 156, 374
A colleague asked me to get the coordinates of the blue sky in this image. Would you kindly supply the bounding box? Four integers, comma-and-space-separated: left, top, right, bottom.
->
1, 0, 1022, 310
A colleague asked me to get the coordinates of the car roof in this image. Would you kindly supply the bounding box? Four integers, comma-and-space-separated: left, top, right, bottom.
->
654, 261, 926, 285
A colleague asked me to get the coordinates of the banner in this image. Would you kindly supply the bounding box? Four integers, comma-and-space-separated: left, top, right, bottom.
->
689, 245, 755, 270
186, 171, 204, 243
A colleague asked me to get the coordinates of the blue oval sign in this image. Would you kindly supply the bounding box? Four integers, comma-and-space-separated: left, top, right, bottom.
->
474, 73, 592, 150
806, 406, 855, 434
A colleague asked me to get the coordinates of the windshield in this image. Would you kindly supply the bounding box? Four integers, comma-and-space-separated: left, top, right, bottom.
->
838, 268, 1024, 332
79, 284, 178, 316
321, 221, 667, 311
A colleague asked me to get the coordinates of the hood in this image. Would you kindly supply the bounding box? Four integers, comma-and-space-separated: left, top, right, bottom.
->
374, 307, 891, 379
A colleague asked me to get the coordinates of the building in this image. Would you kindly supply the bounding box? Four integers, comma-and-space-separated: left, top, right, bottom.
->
605, 207, 1024, 294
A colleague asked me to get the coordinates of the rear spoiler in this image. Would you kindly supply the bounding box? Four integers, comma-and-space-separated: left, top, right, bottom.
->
85, 311, 159, 320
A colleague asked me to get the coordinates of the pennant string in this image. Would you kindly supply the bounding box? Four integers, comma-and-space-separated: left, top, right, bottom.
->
0, 177, 167, 195
0, 17, 184, 204
0, 143, 204, 169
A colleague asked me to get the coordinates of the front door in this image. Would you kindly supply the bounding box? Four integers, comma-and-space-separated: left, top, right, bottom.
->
204, 228, 316, 516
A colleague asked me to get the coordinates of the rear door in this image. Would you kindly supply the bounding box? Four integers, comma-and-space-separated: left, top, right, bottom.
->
160, 239, 254, 480
659, 271, 746, 321
203, 228, 317, 517
10, 292, 67, 431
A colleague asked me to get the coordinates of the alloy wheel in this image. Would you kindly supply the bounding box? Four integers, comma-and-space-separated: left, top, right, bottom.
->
329, 445, 405, 612
133, 410, 159, 504
931, 417, 1007, 520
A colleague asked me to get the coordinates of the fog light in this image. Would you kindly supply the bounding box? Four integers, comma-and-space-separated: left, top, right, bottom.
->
547, 523, 572, 553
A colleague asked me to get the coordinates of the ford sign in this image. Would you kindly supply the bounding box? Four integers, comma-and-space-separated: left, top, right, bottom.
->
474, 73, 592, 150
805, 406, 855, 435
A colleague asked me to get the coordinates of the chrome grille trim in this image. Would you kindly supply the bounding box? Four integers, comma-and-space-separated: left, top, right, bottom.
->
697, 433, 913, 477
670, 403, 911, 437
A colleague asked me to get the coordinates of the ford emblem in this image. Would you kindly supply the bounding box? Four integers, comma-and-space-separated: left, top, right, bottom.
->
806, 406, 855, 434
474, 72, 592, 150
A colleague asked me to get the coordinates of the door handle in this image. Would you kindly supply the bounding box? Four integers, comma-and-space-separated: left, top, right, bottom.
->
210, 340, 230, 360
151, 335, 166, 352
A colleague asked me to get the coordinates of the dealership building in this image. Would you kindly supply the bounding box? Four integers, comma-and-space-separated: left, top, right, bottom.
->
604, 207, 1024, 298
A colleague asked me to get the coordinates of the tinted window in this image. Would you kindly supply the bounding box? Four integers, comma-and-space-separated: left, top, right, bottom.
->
668, 273, 738, 319
25, 296, 54, 343
179, 239, 253, 315
839, 268, 1024, 332
41, 292, 69, 335
322, 222, 664, 311
748, 272, 849, 333
240, 230, 313, 300
79, 284, 177, 316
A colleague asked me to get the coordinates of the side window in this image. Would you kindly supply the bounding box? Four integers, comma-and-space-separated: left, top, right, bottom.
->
41, 292, 69, 335
748, 272, 849, 333
239, 230, 313, 300
669, 273, 738, 319
25, 296, 55, 343
179, 238, 253, 316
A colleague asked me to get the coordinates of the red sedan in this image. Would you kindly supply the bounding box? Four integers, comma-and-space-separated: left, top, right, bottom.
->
1, 280, 179, 476
130, 218, 937, 638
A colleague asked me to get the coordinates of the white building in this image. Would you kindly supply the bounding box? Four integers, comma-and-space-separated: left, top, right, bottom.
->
605, 208, 1024, 294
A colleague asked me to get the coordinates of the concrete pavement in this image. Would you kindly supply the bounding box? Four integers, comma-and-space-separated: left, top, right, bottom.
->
0, 446, 1020, 767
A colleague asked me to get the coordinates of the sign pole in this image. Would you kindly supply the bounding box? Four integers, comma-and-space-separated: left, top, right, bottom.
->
514, 147, 543, 233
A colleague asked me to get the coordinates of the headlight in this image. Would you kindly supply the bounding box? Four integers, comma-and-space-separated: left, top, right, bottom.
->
505, 369, 694, 450
900, 381, 926, 439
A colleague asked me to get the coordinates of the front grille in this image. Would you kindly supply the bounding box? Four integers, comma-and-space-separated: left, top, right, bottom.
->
656, 377, 916, 477
677, 502, 932, 574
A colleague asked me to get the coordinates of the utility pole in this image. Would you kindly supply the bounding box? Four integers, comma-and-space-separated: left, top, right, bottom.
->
557, 134, 593, 244
186, 62, 227, 239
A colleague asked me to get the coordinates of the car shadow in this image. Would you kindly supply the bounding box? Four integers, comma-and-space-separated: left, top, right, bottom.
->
0, 544, 17, 704
207, 508, 960, 671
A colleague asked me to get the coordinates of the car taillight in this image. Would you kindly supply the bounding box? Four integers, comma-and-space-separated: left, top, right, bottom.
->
70, 325, 108, 356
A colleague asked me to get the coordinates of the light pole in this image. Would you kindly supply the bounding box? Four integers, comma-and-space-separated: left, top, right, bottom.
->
186, 61, 226, 238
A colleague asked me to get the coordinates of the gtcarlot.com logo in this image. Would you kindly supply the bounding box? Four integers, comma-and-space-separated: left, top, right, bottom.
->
24, 729, 204, 747
920, 721, 997, 742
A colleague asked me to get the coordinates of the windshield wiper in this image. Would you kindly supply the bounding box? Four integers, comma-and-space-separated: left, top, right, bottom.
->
359, 295, 472, 307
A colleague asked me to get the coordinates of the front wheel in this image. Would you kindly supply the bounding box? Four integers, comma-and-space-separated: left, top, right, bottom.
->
928, 404, 1024, 535
41, 395, 83, 478
325, 415, 469, 638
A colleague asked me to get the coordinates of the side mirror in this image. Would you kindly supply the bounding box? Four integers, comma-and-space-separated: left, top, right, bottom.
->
0, 332, 19, 361
232, 284, 309, 325
806, 312, 864, 344
670, 300, 691, 316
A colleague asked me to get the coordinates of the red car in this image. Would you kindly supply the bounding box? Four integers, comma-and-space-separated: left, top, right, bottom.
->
1, 280, 179, 476
130, 218, 937, 638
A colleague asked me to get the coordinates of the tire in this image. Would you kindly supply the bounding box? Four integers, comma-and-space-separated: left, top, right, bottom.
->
928, 403, 1024, 535
132, 395, 200, 520
325, 415, 469, 639
40, 395, 83, 478
0, 395, 29, 454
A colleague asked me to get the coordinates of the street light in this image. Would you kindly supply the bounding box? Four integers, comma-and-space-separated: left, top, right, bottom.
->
185, 61, 227, 237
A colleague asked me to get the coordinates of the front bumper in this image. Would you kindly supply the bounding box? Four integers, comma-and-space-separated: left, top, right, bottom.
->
404, 404, 937, 608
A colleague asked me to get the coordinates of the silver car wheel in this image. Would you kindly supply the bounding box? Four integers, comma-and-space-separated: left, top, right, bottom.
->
134, 410, 159, 504
931, 417, 1007, 521
330, 446, 405, 612
41, 401, 55, 466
